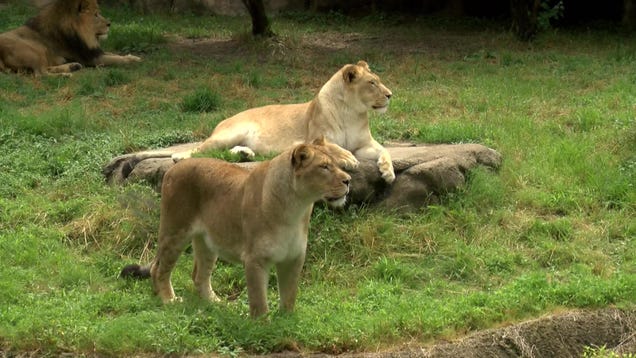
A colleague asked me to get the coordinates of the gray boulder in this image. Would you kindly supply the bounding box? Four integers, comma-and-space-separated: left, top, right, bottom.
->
103, 142, 502, 211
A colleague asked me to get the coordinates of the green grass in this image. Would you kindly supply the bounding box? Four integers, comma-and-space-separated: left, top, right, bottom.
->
181, 87, 222, 113
1, 1, 635, 355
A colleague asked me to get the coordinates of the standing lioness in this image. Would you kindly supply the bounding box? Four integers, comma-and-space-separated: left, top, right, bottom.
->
174, 60, 395, 183
121, 138, 355, 318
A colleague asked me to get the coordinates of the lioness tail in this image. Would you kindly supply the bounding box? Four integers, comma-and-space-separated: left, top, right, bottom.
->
119, 264, 151, 280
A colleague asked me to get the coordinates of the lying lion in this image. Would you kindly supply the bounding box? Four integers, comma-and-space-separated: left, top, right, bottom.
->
121, 138, 357, 318
0, 0, 141, 75
174, 60, 396, 183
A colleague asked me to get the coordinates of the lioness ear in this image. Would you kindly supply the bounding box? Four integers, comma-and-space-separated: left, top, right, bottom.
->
292, 145, 314, 169
356, 60, 370, 72
311, 136, 326, 146
342, 65, 359, 83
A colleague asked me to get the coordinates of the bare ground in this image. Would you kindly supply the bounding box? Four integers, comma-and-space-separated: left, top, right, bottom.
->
260, 308, 635, 357
167, 25, 520, 67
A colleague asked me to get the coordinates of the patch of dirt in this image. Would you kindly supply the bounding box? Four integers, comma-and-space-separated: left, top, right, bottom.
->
167, 28, 517, 66
167, 32, 367, 64
168, 36, 251, 59
260, 308, 636, 357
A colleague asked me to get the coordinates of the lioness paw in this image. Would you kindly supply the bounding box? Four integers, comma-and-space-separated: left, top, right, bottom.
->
172, 149, 194, 162
381, 168, 396, 183
321, 142, 358, 169
208, 292, 221, 303
125, 54, 142, 62
341, 154, 359, 170
378, 157, 395, 184
230, 146, 256, 159
69, 63, 83, 72
163, 296, 183, 304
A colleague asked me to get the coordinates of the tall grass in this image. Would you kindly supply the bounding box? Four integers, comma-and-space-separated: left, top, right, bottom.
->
0, 1, 634, 355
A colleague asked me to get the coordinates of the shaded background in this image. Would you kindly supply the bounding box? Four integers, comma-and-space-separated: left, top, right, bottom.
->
98, 0, 635, 41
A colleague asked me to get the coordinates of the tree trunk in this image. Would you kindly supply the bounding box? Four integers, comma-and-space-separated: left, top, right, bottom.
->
624, 0, 636, 31
510, 0, 540, 41
241, 0, 274, 37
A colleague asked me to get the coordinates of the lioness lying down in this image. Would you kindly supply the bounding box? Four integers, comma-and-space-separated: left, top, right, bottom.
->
0, 0, 141, 75
121, 138, 356, 318
174, 60, 395, 183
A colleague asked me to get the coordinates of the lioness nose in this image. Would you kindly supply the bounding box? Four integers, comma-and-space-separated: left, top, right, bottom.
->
343, 179, 350, 186
386, 92, 392, 99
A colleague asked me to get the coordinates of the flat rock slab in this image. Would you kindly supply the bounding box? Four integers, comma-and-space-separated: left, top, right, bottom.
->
103, 142, 502, 210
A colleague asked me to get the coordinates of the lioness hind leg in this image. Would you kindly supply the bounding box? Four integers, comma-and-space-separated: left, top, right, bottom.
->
150, 232, 191, 303
149, 258, 177, 303
191, 234, 220, 302
197, 128, 250, 155
95, 53, 142, 66
0, 41, 46, 75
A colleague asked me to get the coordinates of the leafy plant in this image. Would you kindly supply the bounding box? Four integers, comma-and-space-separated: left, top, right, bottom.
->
538, 1, 565, 31
180, 87, 222, 113
582, 345, 636, 358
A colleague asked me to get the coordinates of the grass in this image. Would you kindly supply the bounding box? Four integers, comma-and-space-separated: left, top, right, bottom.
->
181, 87, 222, 113
1, 1, 635, 355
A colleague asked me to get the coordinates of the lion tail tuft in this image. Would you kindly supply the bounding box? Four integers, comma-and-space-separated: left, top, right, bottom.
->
119, 264, 151, 280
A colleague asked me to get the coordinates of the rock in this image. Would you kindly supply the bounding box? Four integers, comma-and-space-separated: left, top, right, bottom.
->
103, 142, 502, 210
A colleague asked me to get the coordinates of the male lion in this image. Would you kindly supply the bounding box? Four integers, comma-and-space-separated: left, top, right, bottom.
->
174, 60, 396, 183
121, 138, 356, 318
0, 0, 141, 75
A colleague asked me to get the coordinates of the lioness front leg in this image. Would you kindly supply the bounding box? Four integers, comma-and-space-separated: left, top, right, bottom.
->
95, 53, 141, 66
245, 259, 271, 318
47, 63, 82, 74
355, 140, 395, 183
276, 255, 305, 313
377, 149, 395, 183
319, 139, 359, 170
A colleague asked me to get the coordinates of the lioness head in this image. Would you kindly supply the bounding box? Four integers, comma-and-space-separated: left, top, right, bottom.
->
291, 139, 352, 207
342, 60, 393, 114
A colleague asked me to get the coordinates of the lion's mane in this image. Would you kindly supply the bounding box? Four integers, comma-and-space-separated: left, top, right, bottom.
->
26, 0, 105, 63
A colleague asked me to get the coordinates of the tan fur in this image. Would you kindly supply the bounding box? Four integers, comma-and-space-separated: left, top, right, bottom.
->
174, 60, 396, 183
127, 138, 353, 318
0, 0, 141, 76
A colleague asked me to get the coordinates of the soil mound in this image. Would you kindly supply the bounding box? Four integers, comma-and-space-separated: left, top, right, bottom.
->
263, 308, 635, 357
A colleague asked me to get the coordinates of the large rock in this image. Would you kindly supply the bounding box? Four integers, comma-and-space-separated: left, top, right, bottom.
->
103, 142, 502, 211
